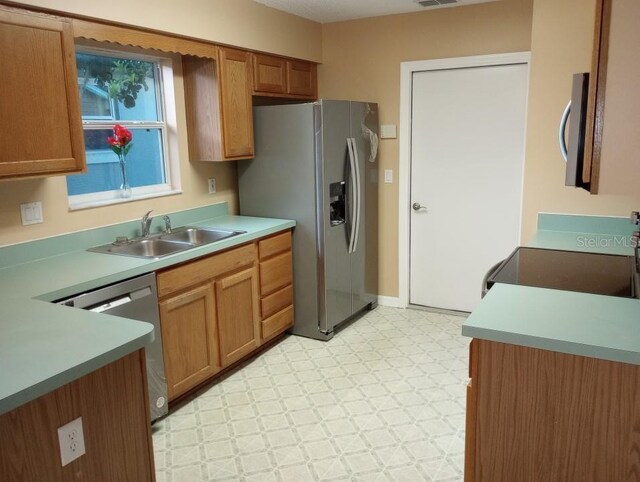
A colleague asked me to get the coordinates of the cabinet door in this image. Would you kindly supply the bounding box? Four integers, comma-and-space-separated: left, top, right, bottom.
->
253, 53, 287, 94
287, 60, 317, 98
182, 54, 223, 162
216, 267, 260, 367
218, 47, 254, 159
588, 0, 640, 195
0, 7, 85, 179
159, 283, 220, 400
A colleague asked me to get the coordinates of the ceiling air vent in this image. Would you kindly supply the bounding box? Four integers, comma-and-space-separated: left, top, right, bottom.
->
417, 0, 458, 6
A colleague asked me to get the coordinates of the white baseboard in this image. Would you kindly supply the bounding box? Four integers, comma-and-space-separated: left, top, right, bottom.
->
377, 296, 406, 308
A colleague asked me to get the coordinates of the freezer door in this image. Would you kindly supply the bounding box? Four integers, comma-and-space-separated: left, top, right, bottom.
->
318, 100, 353, 334
238, 104, 320, 340
350, 101, 379, 313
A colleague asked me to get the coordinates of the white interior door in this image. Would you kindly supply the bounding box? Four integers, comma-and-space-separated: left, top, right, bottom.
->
409, 63, 528, 312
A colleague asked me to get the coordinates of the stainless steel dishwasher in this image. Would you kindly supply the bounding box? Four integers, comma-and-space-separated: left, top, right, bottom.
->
56, 273, 168, 422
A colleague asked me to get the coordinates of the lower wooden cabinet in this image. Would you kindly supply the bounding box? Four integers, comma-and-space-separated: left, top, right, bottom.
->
0, 350, 154, 481
258, 231, 294, 342
159, 283, 219, 400
157, 230, 293, 401
465, 338, 640, 481
216, 267, 260, 367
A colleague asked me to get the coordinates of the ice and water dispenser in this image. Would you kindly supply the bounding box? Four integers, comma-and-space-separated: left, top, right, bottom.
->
329, 181, 346, 226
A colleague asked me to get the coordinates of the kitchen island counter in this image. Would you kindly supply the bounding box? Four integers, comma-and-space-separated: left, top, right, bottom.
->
462, 213, 640, 364
462, 283, 640, 365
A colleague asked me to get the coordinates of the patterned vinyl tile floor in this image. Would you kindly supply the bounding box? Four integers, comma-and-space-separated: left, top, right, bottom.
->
152, 306, 469, 482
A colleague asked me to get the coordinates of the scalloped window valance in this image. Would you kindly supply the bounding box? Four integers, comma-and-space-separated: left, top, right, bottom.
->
72, 19, 217, 59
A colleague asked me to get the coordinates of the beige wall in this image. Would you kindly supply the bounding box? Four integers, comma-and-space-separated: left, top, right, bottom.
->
319, 0, 534, 297
520, 0, 640, 240
12, 0, 322, 61
0, 58, 239, 245
0, 0, 322, 246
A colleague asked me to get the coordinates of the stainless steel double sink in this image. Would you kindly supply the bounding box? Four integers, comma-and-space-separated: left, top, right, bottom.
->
89, 227, 246, 259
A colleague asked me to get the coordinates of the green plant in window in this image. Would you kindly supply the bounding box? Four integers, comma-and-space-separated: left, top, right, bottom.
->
77, 56, 152, 109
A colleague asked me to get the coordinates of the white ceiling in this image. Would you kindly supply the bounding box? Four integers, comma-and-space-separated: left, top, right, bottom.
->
253, 0, 499, 24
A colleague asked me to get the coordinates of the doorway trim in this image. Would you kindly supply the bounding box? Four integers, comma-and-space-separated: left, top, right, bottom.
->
398, 51, 531, 308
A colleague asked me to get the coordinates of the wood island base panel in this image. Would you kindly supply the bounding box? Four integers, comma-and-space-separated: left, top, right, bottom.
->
465, 339, 640, 482
0, 350, 155, 482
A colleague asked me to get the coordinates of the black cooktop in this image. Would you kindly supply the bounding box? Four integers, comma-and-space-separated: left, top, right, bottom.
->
487, 247, 636, 298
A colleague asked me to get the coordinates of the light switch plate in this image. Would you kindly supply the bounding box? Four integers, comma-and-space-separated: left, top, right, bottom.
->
57, 417, 85, 466
380, 124, 397, 139
20, 202, 43, 225
384, 169, 393, 184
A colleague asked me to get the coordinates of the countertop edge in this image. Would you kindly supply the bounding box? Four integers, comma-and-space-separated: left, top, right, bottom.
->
462, 283, 640, 366
0, 326, 154, 415
461, 325, 640, 366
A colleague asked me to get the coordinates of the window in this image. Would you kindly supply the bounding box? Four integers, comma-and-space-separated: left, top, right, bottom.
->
67, 46, 180, 208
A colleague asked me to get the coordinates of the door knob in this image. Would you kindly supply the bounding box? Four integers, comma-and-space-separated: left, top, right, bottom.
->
412, 202, 427, 212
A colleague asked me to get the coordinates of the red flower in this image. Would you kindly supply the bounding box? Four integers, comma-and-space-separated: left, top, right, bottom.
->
108, 124, 133, 156
114, 124, 132, 144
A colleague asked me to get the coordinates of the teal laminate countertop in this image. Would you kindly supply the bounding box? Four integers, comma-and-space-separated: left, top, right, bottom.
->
462, 284, 640, 365
0, 202, 295, 415
462, 213, 640, 365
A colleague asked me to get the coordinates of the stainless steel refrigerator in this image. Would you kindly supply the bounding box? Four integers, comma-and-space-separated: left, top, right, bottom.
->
238, 100, 379, 341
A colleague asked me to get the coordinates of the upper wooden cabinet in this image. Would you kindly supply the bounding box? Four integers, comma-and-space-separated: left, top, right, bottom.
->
287, 60, 317, 97
183, 47, 254, 161
585, 0, 639, 195
218, 47, 255, 159
253, 53, 288, 94
0, 6, 85, 179
252, 53, 317, 99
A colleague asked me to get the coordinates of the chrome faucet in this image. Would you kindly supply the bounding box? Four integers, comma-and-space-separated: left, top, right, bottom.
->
141, 210, 154, 237
162, 215, 172, 234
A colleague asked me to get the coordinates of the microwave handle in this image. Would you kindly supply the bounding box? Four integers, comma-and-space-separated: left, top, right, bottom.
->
558, 100, 571, 162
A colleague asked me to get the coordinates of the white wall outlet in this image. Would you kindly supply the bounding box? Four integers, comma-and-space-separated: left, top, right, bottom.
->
384, 169, 393, 184
20, 201, 43, 226
208, 178, 216, 194
57, 417, 86, 466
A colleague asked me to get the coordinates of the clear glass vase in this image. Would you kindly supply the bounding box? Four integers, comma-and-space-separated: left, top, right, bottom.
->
118, 156, 132, 198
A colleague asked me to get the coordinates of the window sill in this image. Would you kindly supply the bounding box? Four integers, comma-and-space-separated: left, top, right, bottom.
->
68, 188, 183, 211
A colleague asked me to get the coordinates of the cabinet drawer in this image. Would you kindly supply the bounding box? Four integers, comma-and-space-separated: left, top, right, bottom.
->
258, 231, 291, 260
158, 243, 257, 298
261, 284, 293, 319
261, 305, 293, 341
260, 251, 292, 296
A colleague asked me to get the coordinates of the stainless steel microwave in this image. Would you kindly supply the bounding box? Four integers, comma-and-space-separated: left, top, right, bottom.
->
559, 72, 590, 190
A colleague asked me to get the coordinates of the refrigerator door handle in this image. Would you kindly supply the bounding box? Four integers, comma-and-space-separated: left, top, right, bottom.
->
347, 138, 358, 254
351, 137, 362, 253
